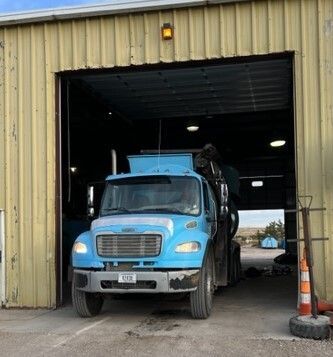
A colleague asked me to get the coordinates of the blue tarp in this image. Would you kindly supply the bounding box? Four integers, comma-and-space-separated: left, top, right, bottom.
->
261, 236, 278, 249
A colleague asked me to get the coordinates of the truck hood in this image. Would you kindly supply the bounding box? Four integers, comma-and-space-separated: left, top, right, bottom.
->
91, 215, 199, 236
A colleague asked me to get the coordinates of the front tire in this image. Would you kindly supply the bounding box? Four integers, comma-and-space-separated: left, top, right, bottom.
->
72, 279, 104, 317
190, 248, 214, 319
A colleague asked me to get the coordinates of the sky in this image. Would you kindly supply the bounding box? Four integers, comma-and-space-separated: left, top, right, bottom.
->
0, 1, 119, 14
239, 209, 284, 228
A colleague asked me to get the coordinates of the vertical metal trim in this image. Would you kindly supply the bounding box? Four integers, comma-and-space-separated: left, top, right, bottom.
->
100, 17, 106, 65
188, 8, 194, 59
250, 2, 257, 53
219, 5, 225, 57
143, 13, 149, 63
17, 26, 24, 307
267, 0, 272, 52
235, 3, 241, 55
71, 20, 77, 69
30, 24, 37, 307
57, 23, 63, 70
44, 22, 54, 307
129, 14, 134, 63
283, 0, 289, 49
203, 7, 209, 58
55, 76, 63, 306
0, 209, 5, 306
85, 18, 91, 67
291, 52, 301, 308
317, 0, 330, 298
3, 27, 11, 307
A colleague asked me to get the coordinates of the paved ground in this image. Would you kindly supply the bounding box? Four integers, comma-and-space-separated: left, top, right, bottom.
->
0, 248, 332, 356
241, 247, 286, 268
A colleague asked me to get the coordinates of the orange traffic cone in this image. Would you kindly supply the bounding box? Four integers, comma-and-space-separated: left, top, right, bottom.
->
299, 250, 311, 315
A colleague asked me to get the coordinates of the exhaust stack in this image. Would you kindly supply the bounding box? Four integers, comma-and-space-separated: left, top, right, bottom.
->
111, 149, 117, 175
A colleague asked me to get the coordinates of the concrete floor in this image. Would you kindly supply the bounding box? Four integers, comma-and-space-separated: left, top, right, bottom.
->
0, 248, 332, 356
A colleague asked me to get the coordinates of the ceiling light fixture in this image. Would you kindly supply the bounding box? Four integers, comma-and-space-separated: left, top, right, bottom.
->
186, 120, 199, 132
251, 180, 263, 187
70, 167, 77, 173
270, 139, 286, 147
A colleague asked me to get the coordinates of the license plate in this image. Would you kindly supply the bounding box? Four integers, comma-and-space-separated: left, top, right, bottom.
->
118, 273, 137, 284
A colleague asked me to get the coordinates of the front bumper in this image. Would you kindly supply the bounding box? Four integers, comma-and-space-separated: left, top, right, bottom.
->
73, 269, 200, 293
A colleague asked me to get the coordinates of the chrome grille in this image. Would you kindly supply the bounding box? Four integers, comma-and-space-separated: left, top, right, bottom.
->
96, 234, 162, 257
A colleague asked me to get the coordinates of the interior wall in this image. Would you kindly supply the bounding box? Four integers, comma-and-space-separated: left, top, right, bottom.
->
0, 0, 332, 307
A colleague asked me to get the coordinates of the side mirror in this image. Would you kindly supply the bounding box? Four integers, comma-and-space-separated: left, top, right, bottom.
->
86, 181, 106, 219
87, 185, 94, 218
88, 207, 95, 217
220, 183, 228, 218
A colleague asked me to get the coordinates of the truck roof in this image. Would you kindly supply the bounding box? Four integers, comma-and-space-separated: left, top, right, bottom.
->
128, 153, 194, 173
106, 165, 202, 181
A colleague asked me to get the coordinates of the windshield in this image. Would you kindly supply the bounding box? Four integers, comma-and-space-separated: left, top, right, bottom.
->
100, 175, 201, 216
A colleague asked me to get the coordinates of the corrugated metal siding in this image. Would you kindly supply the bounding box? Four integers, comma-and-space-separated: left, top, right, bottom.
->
0, 0, 332, 307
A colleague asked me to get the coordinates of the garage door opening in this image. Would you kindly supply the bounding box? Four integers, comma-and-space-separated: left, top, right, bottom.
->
237, 209, 295, 275
57, 54, 297, 309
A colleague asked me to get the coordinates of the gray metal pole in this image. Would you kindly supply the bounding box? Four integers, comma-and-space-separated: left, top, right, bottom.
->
301, 207, 318, 319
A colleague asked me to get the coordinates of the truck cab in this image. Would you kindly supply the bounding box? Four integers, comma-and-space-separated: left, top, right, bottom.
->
72, 152, 240, 319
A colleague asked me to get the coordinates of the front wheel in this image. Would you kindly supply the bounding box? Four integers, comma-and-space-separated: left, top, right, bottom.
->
190, 248, 215, 319
72, 279, 104, 317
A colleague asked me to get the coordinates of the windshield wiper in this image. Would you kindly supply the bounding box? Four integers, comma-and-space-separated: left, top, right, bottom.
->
101, 207, 131, 214
165, 208, 184, 214
138, 207, 183, 214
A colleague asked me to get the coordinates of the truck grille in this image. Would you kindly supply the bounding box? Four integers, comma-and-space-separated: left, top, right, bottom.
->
96, 234, 162, 257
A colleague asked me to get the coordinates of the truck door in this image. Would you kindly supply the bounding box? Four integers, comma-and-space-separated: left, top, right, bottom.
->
203, 181, 217, 238
207, 184, 218, 238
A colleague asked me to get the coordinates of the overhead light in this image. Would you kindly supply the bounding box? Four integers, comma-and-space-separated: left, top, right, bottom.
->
187, 125, 199, 132
186, 120, 199, 132
161, 23, 173, 40
252, 180, 263, 187
70, 167, 77, 173
108, 111, 112, 115
270, 139, 286, 147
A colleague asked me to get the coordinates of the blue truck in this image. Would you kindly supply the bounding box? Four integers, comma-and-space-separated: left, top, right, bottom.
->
71, 145, 240, 319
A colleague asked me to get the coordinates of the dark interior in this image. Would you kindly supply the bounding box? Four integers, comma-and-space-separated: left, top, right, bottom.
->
59, 54, 297, 301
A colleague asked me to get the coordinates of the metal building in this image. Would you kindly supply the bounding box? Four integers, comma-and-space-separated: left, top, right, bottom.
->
0, 0, 332, 307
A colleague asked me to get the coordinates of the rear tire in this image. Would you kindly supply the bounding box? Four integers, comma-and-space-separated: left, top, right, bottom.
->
190, 248, 214, 319
72, 279, 104, 317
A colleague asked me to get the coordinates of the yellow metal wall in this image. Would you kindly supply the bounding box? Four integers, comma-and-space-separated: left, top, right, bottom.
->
0, 0, 332, 307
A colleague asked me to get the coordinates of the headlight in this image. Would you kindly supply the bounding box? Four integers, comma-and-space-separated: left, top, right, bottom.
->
73, 242, 88, 254
175, 241, 201, 253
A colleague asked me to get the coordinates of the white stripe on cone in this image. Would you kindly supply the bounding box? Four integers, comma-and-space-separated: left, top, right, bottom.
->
301, 271, 310, 281
300, 293, 311, 304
